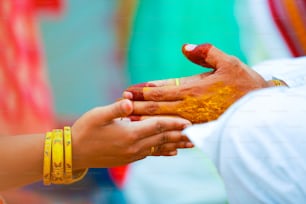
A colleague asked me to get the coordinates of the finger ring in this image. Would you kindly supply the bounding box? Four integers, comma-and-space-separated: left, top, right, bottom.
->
150, 146, 155, 155
175, 78, 180, 86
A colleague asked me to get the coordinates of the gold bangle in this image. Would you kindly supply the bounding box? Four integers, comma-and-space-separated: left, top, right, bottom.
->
71, 168, 88, 184
271, 79, 286, 86
175, 78, 180, 86
51, 129, 64, 184
44, 127, 88, 185
63, 126, 73, 183
43, 132, 53, 185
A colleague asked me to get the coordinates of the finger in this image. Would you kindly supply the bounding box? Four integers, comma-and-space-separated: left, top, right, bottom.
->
129, 77, 189, 88
132, 101, 181, 116
125, 70, 216, 101
160, 150, 178, 156
135, 130, 191, 156
126, 84, 189, 101
89, 99, 133, 125
129, 115, 184, 122
132, 117, 191, 140
127, 78, 178, 88
122, 91, 133, 100
153, 142, 194, 156
123, 73, 204, 93
182, 43, 234, 69
123, 82, 158, 100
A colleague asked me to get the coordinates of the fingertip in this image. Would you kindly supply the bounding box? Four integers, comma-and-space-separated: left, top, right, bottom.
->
122, 91, 133, 99
183, 44, 197, 52
182, 43, 214, 68
125, 87, 145, 101
186, 142, 194, 148
184, 121, 192, 128
120, 99, 133, 116
178, 119, 192, 129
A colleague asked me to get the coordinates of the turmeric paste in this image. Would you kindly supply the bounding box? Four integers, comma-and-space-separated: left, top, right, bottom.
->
175, 83, 243, 123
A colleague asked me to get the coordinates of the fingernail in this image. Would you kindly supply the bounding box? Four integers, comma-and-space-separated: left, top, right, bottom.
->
184, 44, 197, 51
121, 99, 133, 115
122, 91, 133, 99
186, 142, 194, 148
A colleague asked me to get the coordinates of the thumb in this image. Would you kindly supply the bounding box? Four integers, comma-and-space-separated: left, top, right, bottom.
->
182, 43, 230, 69
90, 99, 133, 125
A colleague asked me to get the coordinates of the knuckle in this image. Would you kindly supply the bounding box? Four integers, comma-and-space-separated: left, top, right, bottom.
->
151, 89, 164, 100
182, 86, 201, 97
160, 132, 169, 144
227, 56, 240, 67
159, 145, 166, 153
155, 120, 165, 133
155, 145, 161, 153
146, 101, 159, 114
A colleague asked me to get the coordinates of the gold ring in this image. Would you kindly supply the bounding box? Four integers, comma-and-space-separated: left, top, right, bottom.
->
150, 146, 155, 155
175, 78, 180, 86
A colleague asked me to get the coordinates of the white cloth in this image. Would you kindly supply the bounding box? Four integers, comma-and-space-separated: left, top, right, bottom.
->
235, 0, 292, 66
184, 57, 306, 204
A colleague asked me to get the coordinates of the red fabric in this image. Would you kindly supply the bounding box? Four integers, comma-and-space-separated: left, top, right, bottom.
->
268, 0, 306, 57
0, 0, 55, 135
34, 0, 63, 14
108, 165, 129, 189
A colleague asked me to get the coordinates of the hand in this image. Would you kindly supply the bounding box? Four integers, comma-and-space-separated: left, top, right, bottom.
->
123, 43, 269, 123
71, 99, 192, 169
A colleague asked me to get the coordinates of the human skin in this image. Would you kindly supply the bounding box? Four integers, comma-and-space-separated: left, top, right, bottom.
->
123, 44, 280, 123
0, 99, 192, 190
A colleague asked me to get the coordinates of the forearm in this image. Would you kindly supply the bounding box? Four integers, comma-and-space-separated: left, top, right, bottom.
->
0, 134, 45, 190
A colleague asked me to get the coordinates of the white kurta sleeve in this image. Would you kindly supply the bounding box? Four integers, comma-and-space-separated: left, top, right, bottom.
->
184, 57, 306, 204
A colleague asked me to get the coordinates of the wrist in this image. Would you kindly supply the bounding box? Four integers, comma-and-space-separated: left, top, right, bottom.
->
70, 126, 86, 170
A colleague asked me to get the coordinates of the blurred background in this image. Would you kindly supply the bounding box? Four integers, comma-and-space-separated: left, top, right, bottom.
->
42, 0, 125, 118
1, 0, 296, 203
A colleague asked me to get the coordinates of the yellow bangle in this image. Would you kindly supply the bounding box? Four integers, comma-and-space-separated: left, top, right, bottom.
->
51, 129, 64, 184
43, 127, 88, 185
64, 126, 88, 184
271, 79, 286, 86
63, 126, 73, 183
175, 78, 180, 86
43, 132, 53, 185
71, 168, 88, 183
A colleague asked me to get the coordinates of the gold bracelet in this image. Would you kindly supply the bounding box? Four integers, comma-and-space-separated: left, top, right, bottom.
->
175, 78, 180, 86
43, 132, 53, 185
271, 79, 286, 86
63, 126, 73, 183
51, 129, 64, 184
43, 127, 88, 185
64, 126, 88, 184
71, 168, 88, 183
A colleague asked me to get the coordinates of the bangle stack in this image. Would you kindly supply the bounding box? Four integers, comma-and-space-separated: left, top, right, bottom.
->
43, 126, 88, 185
